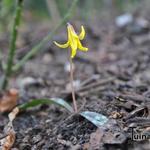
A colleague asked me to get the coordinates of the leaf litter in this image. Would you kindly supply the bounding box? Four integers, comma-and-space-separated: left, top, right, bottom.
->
1, 12, 150, 149
0, 107, 19, 150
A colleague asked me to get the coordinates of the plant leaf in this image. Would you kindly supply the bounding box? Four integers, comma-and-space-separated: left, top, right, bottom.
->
18, 98, 73, 113
80, 111, 108, 128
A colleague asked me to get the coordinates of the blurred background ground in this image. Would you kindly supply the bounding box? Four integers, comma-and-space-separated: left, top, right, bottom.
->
0, 0, 150, 149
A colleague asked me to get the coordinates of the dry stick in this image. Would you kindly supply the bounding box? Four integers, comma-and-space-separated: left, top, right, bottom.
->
79, 85, 108, 97
79, 74, 100, 87
118, 94, 150, 102
69, 50, 77, 113
124, 106, 147, 121
60, 76, 115, 94
76, 76, 115, 92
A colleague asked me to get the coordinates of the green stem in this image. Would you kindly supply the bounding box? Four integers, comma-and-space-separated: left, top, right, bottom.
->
1, 0, 24, 90
12, 0, 79, 72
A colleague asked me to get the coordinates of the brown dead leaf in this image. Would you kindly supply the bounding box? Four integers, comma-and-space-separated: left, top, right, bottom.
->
0, 107, 19, 150
0, 89, 18, 112
1, 131, 16, 150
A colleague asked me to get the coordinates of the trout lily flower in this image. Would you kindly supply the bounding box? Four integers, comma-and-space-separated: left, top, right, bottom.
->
54, 23, 88, 58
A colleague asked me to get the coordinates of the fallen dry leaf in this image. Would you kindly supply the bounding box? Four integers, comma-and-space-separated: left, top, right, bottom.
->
0, 89, 18, 112
0, 107, 19, 150
1, 131, 16, 150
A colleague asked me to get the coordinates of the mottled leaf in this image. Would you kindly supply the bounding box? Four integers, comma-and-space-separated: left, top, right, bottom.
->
18, 98, 73, 113
80, 111, 108, 128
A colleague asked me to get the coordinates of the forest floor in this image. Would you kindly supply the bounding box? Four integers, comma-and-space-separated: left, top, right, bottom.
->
0, 14, 150, 150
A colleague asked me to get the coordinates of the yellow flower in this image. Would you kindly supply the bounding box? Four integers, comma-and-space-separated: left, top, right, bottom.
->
54, 23, 88, 58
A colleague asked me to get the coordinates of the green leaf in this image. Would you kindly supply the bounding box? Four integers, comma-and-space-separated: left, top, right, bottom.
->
80, 111, 108, 128
18, 98, 74, 113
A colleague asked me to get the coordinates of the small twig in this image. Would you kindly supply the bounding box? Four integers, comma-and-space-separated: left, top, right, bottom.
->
78, 85, 108, 96
124, 106, 148, 121
117, 94, 150, 102
126, 117, 150, 126
76, 77, 115, 92
61, 77, 114, 95
79, 74, 100, 87
1, 0, 24, 90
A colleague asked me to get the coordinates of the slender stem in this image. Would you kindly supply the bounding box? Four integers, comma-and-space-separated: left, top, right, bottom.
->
1, 0, 23, 90
12, 0, 79, 72
69, 50, 77, 113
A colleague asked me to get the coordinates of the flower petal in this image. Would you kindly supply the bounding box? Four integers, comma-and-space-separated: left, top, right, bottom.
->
71, 49, 77, 58
70, 38, 77, 52
67, 23, 78, 38
54, 41, 69, 48
79, 26, 85, 40
77, 40, 88, 51
68, 27, 78, 51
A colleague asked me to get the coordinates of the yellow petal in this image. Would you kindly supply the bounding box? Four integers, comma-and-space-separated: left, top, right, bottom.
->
71, 49, 77, 58
77, 40, 88, 51
70, 39, 77, 52
78, 26, 85, 40
68, 28, 78, 51
67, 23, 78, 38
54, 41, 69, 48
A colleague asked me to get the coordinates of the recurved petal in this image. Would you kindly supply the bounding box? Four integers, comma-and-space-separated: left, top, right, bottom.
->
71, 49, 77, 58
77, 40, 88, 51
54, 41, 69, 48
79, 26, 85, 40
